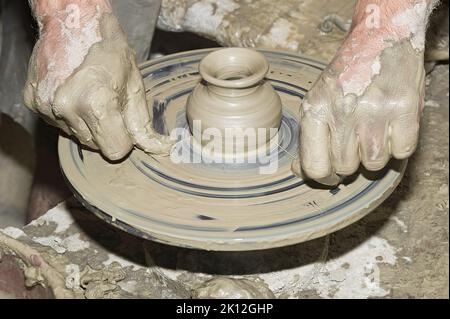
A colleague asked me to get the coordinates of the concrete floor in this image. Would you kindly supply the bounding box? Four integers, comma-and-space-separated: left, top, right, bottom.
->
373, 63, 449, 298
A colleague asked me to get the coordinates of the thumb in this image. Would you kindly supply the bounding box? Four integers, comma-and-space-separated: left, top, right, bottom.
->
123, 66, 174, 155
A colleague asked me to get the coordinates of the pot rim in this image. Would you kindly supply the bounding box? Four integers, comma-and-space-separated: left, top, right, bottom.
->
199, 47, 269, 88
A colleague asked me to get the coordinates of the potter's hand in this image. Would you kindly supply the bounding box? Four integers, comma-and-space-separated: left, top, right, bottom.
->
293, 0, 434, 184
25, 1, 171, 160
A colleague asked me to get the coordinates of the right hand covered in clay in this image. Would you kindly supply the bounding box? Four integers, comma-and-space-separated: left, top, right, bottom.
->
293, 0, 437, 185
24, 0, 172, 160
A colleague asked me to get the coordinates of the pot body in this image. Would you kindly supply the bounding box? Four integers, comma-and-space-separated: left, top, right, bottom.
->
186, 48, 282, 155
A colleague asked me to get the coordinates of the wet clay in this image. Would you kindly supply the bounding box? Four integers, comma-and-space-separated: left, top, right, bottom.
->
25, 9, 172, 160
186, 48, 282, 155
295, 0, 437, 181
297, 40, 425, 181
58, 49, 406, 251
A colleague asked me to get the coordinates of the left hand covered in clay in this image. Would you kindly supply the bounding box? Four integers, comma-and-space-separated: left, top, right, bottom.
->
24, 0, 172, 161
293, 0, 437, 184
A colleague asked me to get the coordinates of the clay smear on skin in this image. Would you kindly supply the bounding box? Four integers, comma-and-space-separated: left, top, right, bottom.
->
35, 3, 112, 104
334, 0, 430, 97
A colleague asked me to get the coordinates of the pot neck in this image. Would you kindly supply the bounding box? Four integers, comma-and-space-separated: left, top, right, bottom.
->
206, 82, 262, 98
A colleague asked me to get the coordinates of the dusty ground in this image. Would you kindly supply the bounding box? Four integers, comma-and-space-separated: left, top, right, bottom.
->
376, 63, 449, 298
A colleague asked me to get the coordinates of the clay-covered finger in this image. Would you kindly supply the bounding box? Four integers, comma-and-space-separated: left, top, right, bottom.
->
124, 67, 174, 155
78, 88, 133, 160
29, 97, 80, 140
358, 122, 390, 171
89, 113, 132, 160
330, 127, 360, 176
62, 116, 97, 149
23, 81, 38, 113
57, 113, 97, 149
23, 50, 39, 112
390, 113, 420, 159
52, 93, 96, 148
299, 115, 332, 179
294, 132, 341, 186
43, 115, 74, 139
291, 157, 304, 178
29, 99, 73, 137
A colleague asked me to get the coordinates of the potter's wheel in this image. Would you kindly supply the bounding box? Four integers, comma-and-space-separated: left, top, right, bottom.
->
59, 49, 406, 251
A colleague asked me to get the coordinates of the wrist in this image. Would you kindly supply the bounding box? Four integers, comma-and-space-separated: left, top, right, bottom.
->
32, 0, 112, 34
349, 0, 433, 51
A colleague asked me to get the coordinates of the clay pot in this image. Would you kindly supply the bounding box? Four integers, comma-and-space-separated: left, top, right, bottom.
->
186, 48, 282, 155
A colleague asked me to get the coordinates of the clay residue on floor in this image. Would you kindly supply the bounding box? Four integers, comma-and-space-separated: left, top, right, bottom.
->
1, 200, 192, 299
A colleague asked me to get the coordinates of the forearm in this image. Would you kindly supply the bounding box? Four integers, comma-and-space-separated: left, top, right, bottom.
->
29, 0, 112, 33
28, 0, 115, 104
351, 0, 440, 51
331, 0, 439, 96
